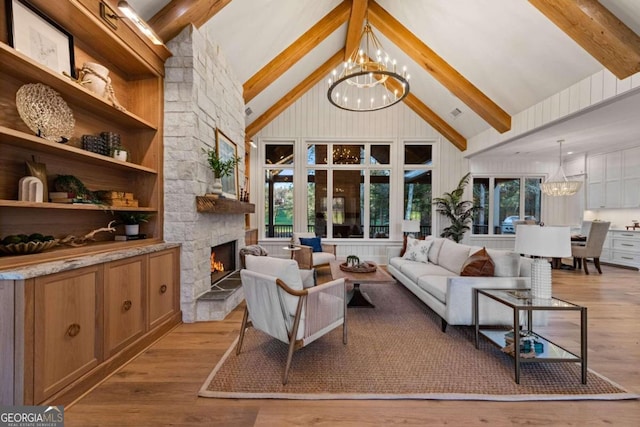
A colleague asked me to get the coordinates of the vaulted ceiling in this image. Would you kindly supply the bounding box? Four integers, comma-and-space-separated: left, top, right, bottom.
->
128, 0, 640, 155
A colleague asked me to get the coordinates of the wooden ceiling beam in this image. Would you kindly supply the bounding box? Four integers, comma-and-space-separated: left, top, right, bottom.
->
243, 1, 351, 104
246, 50, 345, 139
344, 0, 368, 59
148, 0, 232, 43
528, 0, 640, 80
368, 0, 511, 134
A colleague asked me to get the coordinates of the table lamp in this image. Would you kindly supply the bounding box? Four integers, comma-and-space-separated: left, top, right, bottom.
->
402, 219, 420, 237
514, 225, 571, 298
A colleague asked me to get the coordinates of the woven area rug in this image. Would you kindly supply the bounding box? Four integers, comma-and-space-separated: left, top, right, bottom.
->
199, 282, 638, 401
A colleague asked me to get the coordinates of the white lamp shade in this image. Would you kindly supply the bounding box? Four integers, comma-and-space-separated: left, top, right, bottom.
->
402, 219, 420, 233
514, 225, 571, 258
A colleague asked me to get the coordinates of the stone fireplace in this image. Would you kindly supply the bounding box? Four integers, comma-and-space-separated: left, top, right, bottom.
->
210, 240, 237, 285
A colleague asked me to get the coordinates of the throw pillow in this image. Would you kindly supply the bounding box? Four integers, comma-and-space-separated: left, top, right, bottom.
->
400, 234, 425, 256
299, 236, 322, 252
402, 237, 433, 263
460, 247, 495, 276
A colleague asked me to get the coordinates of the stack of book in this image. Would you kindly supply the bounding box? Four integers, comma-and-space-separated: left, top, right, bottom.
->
114, 234, 147, 241
96, 191, 139, 207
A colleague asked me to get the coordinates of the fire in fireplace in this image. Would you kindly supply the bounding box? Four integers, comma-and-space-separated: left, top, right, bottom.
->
210, 241, 237, 285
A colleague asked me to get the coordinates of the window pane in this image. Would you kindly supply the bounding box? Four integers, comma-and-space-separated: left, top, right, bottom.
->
307, 144, 327, 165
404, 170, 432, 236
371, 170, 390, 238
370, 145, 390, 165
264, 169, 293, 238
265, 144, 293, 165
473, 178, 490, 235
333, 169, 364, 238
307, 169, 327, 237
495, 178, 520, 235
525, 177, 542, 223
333, 144, 364, 165
404, 145, 433, 165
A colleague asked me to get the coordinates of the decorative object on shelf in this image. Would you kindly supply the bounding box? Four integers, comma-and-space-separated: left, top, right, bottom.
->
112, 148, 128, 161
60, 221, 117, 247
540, 140, 582, 197
0, 236, 58, 255
26, 159, 48, 202
16, 83, 75, 143
117, 212, 152, 236
53, 175, 97, 202
114, 233, 146, 241
6, 0, 76, 78
78, 62, 125, 111
514, 225, 571, 299
204, 129, 242, 198
339, 260, 377, 273
434, 172, 480, 243
18, 176, 44, 202
327, 15, 409, 112
95, 191, 138, 207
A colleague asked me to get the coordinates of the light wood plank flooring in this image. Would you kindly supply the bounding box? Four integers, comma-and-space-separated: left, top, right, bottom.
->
65, 263, 640, 426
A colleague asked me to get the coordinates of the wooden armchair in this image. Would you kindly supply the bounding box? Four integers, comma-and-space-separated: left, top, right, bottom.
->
290, 232, 337, 270
238, 255, 346, 384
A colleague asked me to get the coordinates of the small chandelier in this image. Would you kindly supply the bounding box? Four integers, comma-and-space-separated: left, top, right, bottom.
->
327, 19, 409, 112
540, 140, 582, 197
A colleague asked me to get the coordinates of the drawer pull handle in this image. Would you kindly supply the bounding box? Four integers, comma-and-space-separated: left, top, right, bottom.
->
621, 243, 634, 247
66, 323, 81, 337
160, 284, 168, 294
621, 234, 633, 237
122, 300, 132, 311
622, 256, 634, 260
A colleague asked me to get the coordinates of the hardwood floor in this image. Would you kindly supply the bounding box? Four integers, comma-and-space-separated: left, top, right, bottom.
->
65, 263, 640, 426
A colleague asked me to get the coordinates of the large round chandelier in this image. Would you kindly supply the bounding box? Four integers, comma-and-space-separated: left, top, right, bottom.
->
327, 20, 409, 112
540, 140, 583, 197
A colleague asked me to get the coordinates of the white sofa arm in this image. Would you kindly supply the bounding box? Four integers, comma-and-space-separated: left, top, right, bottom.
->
386, 246, 402, 264
445, 276, 531, 325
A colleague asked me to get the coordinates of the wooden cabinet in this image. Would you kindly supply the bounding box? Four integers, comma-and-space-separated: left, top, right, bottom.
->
609, 231, 640, 268
104, 256, 146, 357
148, 247, 179, 329
33, 266, 102, 403
0, 0, 170, 271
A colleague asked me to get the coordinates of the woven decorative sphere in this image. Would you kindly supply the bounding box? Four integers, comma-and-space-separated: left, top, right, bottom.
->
16, 83, 75, 143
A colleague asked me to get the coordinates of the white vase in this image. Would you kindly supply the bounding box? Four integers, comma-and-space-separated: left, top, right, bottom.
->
113, 149, 127, 161
211, 177, 223, 195
80, 62, 110, 97
125, 224, 139, 236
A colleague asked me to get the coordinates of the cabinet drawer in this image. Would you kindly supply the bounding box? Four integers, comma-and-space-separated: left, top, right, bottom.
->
104, 256, 146, 358
148, 248, 179, 328
610, 231, 640, 241
610, 251, 640, 267
611, 239, 640, 252
34, 266, 101, 403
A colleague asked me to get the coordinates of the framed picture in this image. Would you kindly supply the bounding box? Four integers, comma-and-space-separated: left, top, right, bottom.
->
6, 0, 76, 78
215, 128, 238, 199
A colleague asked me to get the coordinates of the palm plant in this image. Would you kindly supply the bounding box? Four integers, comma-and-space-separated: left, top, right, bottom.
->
433, 172, 480, 243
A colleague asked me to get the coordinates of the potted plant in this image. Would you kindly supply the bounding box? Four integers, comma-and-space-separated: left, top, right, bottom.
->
433, 172, 480, 243
117, 212, 152, 236
204, 148, 242, 196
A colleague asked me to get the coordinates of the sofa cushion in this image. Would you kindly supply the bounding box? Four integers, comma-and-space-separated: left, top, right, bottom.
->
400, 234, 425, 256
437, 239, 472, 274
402, 237, 432, 263
426, 237, 445, 264
299, 236, 322, 252
400, 261, 452, 283
460, 247, 495, 276
486, 248, 521, 277
416, 275, 448, 304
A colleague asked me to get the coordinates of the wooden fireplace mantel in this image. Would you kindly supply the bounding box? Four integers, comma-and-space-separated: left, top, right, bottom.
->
196, 196, 255, 214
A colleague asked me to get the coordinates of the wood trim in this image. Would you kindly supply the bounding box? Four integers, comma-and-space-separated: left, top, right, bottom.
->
368, 0, 512, 134
344, 0, 368, 59
148, 0, 233, 43
243, 1, 351, 103
246, 49, 345, 138
196, 197, 256, 214
528, 0, 640, 80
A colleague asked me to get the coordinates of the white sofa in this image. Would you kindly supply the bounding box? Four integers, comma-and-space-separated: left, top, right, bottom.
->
387, 237, 532, 332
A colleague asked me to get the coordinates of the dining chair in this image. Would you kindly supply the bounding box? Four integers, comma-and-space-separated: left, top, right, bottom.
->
571, 221, 610, 274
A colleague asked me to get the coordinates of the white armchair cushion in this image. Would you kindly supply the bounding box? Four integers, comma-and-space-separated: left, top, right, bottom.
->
312, 252, 336, 266
244, 255, 303, 315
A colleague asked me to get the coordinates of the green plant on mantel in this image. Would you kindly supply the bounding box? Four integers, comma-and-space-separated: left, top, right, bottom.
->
204, 148, 242, 178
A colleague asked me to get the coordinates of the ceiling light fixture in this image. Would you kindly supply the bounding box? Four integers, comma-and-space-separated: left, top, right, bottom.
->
540, 140, 582, 197
327, 18, 409, 112
116, 1, 163, 45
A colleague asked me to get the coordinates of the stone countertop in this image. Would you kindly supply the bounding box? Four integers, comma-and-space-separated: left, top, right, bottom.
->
610, 228, 640, 232
0, 242, 181, 280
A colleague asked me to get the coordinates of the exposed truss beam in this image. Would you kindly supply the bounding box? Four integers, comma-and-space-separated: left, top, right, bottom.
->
148, 0, 232, 43
529, 0, 640, 80
246, 50, 345, 139
243, 1, 351, 104
368, 0, 511, 134
344, 0, 368, 59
